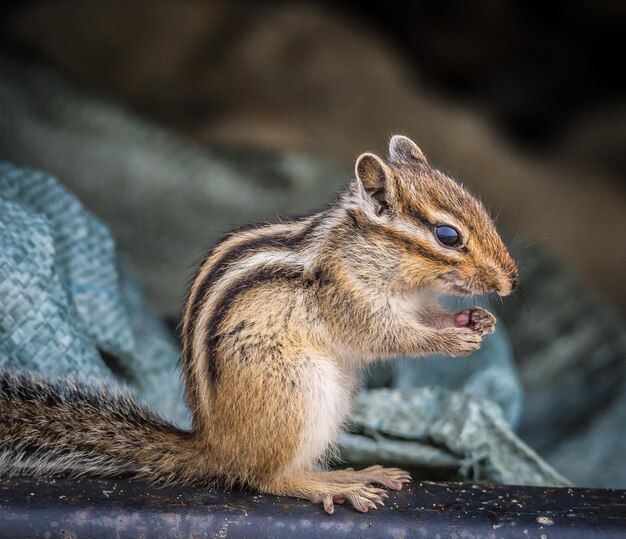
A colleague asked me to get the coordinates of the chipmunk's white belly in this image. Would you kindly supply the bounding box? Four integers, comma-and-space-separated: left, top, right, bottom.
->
289, 354, 356, 471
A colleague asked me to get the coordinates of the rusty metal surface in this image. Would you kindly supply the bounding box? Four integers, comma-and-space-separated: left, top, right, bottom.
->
0, 477, 624, 538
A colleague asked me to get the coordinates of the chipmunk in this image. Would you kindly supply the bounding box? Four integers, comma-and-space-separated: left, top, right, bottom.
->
0, 135, 517, 514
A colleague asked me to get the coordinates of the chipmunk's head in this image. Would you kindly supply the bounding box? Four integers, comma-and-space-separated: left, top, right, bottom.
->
350, 135, 518, 296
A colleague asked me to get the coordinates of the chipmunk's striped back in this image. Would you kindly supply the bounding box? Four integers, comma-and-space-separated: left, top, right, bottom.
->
179, 211, 339, 416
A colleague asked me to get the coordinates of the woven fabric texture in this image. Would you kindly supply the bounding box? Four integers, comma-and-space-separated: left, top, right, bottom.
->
0, 163, 189, 427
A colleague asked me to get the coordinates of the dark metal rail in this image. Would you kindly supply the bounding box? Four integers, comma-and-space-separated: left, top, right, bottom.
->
0, 477, 624, 538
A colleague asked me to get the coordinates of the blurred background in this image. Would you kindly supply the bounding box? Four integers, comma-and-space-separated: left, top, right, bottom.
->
0, 1, 624, 487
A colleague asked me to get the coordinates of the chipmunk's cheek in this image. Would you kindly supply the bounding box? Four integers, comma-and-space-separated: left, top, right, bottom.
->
454, 310, 471, 327
437, 269, 460, 289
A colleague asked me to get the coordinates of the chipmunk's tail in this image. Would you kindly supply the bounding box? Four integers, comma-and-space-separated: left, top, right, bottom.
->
0, 371, 207, 484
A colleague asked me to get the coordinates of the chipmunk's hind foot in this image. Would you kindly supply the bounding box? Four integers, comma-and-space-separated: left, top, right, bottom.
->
323, 465, 412, 491
258, 473, 389, 514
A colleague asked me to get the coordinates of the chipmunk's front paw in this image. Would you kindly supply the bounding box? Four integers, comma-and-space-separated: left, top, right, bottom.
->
455, 307, 496, 336
440, 327, 483, 356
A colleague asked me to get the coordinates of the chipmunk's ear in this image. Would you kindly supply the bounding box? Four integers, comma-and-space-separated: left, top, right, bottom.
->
355, 152, 393, 216
389, 135, 427, 164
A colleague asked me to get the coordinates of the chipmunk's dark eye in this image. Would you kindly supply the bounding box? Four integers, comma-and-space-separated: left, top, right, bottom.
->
435, 225, 461, 248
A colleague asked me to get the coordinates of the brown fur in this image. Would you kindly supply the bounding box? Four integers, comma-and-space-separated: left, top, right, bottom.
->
0, 135, 517, 514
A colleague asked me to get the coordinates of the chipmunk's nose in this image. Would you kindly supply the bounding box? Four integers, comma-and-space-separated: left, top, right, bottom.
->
497, 274, 518, 296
